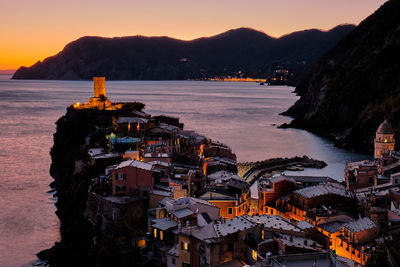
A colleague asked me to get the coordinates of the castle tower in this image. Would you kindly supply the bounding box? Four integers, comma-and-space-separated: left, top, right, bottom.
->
93, 77, 106, 98
88, 77, 111, 109
374, 120, 395, 159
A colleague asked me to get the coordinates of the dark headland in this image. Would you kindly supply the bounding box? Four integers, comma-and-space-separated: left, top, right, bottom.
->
12, 26, 354, 81
281, 0, 400, 153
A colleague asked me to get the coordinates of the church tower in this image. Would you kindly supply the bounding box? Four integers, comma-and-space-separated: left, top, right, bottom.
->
374, 120, 395, 159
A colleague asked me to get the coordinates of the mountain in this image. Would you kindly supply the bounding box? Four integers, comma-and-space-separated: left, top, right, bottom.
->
282, 0, 400, 152
12, 26, 355, 80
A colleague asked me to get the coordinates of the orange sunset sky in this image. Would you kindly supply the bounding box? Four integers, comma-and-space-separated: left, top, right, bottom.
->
0, 0, 387, 70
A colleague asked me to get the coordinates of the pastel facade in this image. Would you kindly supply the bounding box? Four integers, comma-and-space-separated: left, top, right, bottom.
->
112, 160, 154, 196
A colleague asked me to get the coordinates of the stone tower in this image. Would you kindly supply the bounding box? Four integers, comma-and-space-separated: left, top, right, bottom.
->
88, 77, 111, 109
93, 77, 106, 98
374, 120, 395, 159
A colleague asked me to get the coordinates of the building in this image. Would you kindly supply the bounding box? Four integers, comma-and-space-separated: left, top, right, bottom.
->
258, 176, 297, 214
112, 159, 154, 196
345, 160, 378, 190
115, 117, 149, 137
280, 183, 355, 222
178, 217, 261, 267
374, 120, 395, 159
330, 218, 378, 265
199, 177, 251, 220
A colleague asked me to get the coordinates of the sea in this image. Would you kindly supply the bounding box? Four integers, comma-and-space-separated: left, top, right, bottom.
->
0, 74, 369, 266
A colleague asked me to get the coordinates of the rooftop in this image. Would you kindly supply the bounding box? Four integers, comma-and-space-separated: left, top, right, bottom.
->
319, 222, 343, 233
165, 244, 179, 257
199, 191, 237, 201
243, 214, 303, 233
343, 217, 376, 233
152, 217, 178, 231
294, 183, 352, 199
114, 159, 153, 171
275, 234, 322, 251
116, 117, 148, 124
296, 220, 314, 230
214, 217, 255, 237
170, 208, 194, 219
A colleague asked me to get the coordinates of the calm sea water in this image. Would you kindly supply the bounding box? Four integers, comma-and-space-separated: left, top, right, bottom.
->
0, 74, 368, 266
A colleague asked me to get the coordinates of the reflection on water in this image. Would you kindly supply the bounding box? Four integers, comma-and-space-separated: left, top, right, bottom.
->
0, 75, 368, 266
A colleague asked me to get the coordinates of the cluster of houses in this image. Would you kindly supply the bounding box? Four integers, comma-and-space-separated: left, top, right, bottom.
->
80, 78, 400, 266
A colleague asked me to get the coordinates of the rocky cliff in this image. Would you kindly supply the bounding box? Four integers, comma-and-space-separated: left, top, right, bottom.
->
40, 107, 153, 267
12, 26, 354, 80
282, 0, 400, 152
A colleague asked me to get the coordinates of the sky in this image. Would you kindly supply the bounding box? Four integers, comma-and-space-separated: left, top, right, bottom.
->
0, 0, 387, 70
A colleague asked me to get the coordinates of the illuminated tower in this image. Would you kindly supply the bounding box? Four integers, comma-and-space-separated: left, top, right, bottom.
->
93, 77, 106, 98
89, 77, 111, 109
374, 120, 395, 159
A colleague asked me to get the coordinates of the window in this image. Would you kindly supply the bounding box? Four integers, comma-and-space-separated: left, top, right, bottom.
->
227, 207, 233, 215
262, 230, 265, 240
181, 241, 190, 251
238, 206, 241, 212
115, 185, 126, 192
369, 177, 373, 184
252, 249, 258, 260
117, 173, 126, 180
228, 243, 233, 252
160, 230, 163, 240
198, 244, 205, 254
172, 258, 176, 265
153, 228, 157, 238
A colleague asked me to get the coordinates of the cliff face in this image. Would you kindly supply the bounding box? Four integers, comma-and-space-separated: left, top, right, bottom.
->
12, 26, 354, 80
283, 0, 400, 151
43, 108, 150, 267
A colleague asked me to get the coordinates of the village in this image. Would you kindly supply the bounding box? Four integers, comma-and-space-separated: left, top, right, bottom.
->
76, 78, 400, 267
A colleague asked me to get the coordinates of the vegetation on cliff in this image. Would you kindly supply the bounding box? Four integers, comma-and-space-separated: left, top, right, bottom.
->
282, 0, 400, 152
12, 26, 354, 80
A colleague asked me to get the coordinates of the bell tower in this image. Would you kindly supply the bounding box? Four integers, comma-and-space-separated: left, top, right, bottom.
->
374, 120, 395, 159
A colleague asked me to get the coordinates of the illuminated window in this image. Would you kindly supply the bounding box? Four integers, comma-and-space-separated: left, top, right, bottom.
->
137, 239, 146, 248
160, 230, 163, 240
181, 241, 190, 251
153, 228, 157, 238
384, 138, 388, 143
252, 249, 258, 260
262, 230, 265, 240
